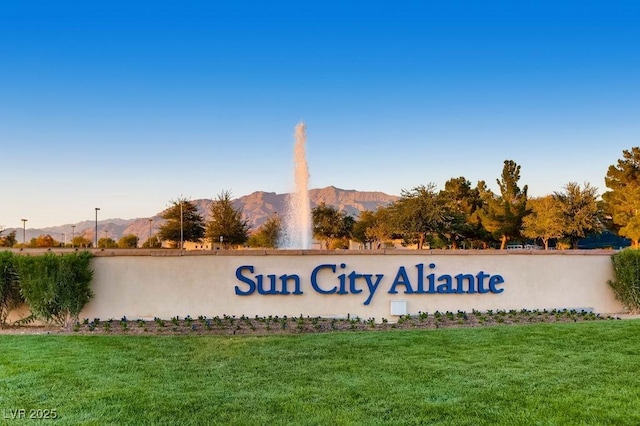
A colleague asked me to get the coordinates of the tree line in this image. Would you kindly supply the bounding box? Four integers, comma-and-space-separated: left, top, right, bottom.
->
152, 147, 640, 250
0, 232, 144, 250
3, 147, 639, 250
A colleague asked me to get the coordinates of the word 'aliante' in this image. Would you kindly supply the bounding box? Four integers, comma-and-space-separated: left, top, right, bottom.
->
234, 263, 505, 305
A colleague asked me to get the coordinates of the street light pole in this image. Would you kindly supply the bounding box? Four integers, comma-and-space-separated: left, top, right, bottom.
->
148, 218, 152, 247
71, 225, 76, 248
95, 208, 100, 248
180, 201, 184, 255
21, 219, 27, 247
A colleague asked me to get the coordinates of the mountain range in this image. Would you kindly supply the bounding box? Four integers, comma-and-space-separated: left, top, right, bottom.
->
9, 186, 399, 244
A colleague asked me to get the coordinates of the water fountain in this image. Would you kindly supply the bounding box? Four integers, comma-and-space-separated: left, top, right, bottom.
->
281, 122, 312, 249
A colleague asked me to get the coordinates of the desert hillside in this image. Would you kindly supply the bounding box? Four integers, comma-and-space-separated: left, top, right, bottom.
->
13, 186, 398, 243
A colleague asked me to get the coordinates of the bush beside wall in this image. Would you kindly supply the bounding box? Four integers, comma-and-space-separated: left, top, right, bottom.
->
15, 251, 94, 328
0, 251, 23, 327
608, 249, 640, 313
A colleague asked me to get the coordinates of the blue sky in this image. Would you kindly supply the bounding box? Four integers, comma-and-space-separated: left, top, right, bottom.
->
1, 1, 639, 228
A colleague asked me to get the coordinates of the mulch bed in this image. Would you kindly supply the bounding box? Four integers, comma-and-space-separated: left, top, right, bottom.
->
0, 309, 624, 336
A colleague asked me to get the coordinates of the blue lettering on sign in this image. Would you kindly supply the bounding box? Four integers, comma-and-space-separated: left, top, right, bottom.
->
235, 265, 302, 296
234, 263, 505, 305
311, 264, 338, 294
388, 266, 415, 294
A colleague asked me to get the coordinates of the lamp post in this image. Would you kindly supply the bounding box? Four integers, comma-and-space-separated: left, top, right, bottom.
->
71, 225, 76, 248
148, 218, 153, 247
180, 201, 184, 255
95, 208, 100, 248
20, 219, 27, 247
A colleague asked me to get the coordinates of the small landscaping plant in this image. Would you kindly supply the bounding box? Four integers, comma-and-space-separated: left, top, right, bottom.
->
27, 308, 613, 336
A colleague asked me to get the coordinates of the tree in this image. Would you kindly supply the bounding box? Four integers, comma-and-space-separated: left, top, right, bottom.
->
554, 182, 601, 249
247, 214, 282, 248
603, 147, 640, 247
72, 235, 92, 248
35, 234, 55, 248
118, 234, 139, 248
98, 237, 117, 249
158, 198, 206, 248
0, 230, 17, 247
477, 160, 529, 249
439, 177, 484, 249
368, 207, 395, 249
388, 183, 446, 250
335, 215, 355, 249
522, 196, 564, 249
141, 235, 162, 248
312, 203, 354, 249
465, 181, 497, 249
206, 190, 250, 249
352, 210, 376, 249
351, 208, 395, 249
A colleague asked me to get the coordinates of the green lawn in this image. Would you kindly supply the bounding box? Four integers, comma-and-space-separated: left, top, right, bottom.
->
1, 321, 639, 425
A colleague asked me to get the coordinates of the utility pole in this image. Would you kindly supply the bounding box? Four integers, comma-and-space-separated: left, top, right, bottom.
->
95, 208, 100, 248
148, 218, 153, 247
180, 201, 183, 256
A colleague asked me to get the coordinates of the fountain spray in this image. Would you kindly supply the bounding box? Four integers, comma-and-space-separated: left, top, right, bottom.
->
281, 122, 312, 249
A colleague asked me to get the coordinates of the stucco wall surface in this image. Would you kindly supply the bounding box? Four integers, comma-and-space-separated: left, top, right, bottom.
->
72, 250, 622, 321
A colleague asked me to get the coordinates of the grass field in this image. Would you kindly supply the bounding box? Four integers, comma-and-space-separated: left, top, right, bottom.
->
1, 320, 639, 425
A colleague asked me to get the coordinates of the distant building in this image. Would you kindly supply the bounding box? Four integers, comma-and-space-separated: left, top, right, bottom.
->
183, 238, 213, 251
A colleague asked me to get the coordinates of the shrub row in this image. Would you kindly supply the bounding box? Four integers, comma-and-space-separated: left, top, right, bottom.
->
68, 309, 613, 335
0, 251, 94, 328
609, 248, 640, 313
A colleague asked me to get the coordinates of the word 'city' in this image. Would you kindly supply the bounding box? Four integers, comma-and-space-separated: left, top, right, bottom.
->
235, 263, 505, 305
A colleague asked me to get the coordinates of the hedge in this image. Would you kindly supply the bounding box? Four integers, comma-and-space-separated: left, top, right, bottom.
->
608, 248, 640, 313
0, 251, 23, 327
7, 251, 95, 328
